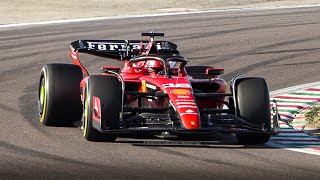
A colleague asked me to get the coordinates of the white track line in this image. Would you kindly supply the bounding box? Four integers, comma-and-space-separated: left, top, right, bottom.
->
270, 81, 320, 96
267, 142, 320, 156
1, 4, 320, 28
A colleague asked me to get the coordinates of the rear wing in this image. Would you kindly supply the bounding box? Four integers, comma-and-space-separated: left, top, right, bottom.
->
69, 40, 179, 60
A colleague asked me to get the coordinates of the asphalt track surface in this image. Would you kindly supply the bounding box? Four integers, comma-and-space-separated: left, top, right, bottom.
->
1, 6, 320, 180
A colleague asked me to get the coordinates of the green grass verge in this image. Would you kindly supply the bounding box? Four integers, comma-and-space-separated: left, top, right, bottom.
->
305, 104, 320, 128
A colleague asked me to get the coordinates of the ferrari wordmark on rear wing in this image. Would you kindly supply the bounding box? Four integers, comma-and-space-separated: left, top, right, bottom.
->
69, 40, 178, 60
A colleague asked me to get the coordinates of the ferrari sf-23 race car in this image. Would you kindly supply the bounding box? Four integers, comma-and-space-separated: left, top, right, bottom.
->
38, 32, 280, 144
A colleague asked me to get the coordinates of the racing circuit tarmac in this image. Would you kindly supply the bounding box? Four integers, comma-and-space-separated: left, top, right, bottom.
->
1, 6, 320, 179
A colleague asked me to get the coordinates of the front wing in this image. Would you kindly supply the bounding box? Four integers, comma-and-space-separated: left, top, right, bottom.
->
93, 111, 280, 135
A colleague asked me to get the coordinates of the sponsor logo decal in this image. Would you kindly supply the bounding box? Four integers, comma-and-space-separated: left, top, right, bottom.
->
179, 108, 199, 116
87, 42, 141, 51
146, 83, 157, 90
178, 105, 197, 109
175, 99, 194, 102
170, 89, 190, 95
177, 95, 190, 99
162, 83, 191, 89
176, 102, 195, 105
185, 109, 194, 113
86, 42, 162, 51
87, 42, 129, 51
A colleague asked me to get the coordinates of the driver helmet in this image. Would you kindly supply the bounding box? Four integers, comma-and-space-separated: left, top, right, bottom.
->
145, 60, 163, 73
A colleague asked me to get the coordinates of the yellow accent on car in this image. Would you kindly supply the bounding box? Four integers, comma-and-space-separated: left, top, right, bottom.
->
141, 80, 146, 92
171, 89, 190, 95
191, 121, 195, 126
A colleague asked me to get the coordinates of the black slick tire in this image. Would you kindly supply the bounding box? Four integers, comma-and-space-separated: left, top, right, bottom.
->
38, 64, 83, 126
235, 77, 271, 145
83, 75, 121, 142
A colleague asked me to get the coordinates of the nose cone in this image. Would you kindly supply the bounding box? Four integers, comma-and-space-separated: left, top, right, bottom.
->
180, 112, 200, 129
167, 89, 200, 129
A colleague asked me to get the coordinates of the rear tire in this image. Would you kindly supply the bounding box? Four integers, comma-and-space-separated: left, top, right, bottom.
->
185, 66, 212, 79
234, 77, 271, 145
83, 75, 121, 142
38, 64, 83, 126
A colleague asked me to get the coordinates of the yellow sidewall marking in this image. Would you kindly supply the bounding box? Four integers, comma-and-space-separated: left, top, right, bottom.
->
40, 85, 45, 105
83, 83, 89, 137
40, 68, 47, 123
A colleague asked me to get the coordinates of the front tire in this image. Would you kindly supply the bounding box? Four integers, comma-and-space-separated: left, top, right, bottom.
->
83, 75, 121, 142
234, 77, 271, 145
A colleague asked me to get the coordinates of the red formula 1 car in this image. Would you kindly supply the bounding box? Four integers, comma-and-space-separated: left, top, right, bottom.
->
38, 32, 280, 144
